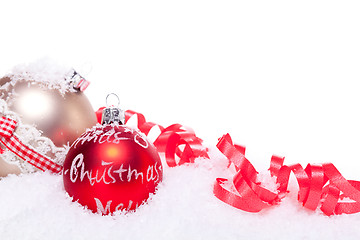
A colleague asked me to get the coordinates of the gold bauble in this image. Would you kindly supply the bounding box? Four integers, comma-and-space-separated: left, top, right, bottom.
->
0, 75, 97, 177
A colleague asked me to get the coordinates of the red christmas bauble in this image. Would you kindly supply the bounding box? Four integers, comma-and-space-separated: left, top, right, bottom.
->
62, 124, 163, 214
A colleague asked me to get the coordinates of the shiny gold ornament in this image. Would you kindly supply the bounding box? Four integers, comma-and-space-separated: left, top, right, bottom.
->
0, 66, 97, 177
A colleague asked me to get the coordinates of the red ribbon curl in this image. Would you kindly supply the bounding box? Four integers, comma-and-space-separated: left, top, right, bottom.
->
214, 133, 360, 215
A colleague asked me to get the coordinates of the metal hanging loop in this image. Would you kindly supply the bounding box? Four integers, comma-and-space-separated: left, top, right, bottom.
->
106, 93, 121, 107
102, 93, 125, 125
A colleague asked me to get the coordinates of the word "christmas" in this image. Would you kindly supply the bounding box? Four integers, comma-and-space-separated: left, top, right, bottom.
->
65, 153, 162, 185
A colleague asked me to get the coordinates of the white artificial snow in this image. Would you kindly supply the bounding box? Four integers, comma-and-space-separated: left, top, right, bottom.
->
257, 171, 280, 193
0, 147, 359, 240
2, 58, 76, 95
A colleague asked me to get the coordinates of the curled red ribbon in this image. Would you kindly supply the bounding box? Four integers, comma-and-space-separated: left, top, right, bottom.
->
214, 133, 360, 215
124, 110, 209, 167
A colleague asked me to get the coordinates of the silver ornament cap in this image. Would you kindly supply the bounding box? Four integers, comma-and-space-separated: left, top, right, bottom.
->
68, 70, 90, 91
101, 93, 125, 125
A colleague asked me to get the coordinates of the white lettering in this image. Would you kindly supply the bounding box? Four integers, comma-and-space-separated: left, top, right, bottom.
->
67, 154, 162, 186
113, 164, 127, 181
71, 126, 149, 149
95, 198, 112, 215
134, 133, 149, 148
146, 165, 156, 182
80, 161, 92, 184
107, 165, 116, 184
95, 198, 136, 214
127, 165, 144, 183
95, 166, 112, 185
127, 200, 133, 211
154, 162, 160, 183
72, 130, 99, 149
69, 153, 84, 182
98, 130, 114, 144
115, 203, 125, 212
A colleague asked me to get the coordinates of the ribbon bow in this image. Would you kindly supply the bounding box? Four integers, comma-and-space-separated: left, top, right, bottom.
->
0, 116, 62, 174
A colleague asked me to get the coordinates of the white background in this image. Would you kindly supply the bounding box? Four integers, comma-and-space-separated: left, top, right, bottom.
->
1, 0, 360, 175
2, 1, 360, 239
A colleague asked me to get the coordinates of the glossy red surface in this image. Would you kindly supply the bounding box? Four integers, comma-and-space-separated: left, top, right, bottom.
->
63, 124, 163, 214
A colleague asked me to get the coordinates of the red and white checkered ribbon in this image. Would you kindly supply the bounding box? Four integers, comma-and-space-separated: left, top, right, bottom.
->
0, 116, 63, 174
